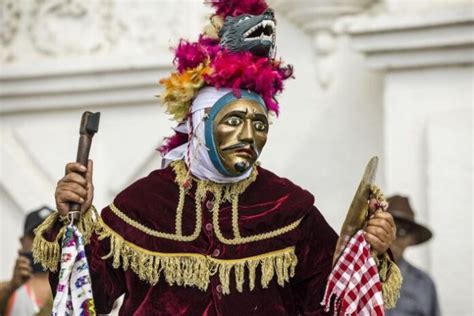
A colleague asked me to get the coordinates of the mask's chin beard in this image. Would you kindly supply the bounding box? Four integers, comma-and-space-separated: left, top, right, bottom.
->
234, 161, 250, 173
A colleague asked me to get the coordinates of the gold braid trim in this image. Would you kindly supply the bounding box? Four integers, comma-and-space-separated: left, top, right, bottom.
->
108, 160, 258, 243
171, 160, 303, 244
96, 218, 298, 294
32, 206, 99, 272
374, 252, 403, 309
109, 201, 202, 242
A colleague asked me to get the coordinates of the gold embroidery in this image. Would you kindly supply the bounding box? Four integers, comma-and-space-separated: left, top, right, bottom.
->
172, 160, 303, 245
109, 161, 302, 244
109, 202, 201, 242
97, 219, 298, 294
231, 193, 242, 239
210, 188, 304, 244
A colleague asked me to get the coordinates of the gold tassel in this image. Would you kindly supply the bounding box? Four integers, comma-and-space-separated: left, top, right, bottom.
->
234, 263, 245, 292
374, 252, 403, 309
218, 263, 233, 294
76, 206, 99, 244
32, 211, 65, 272
32, 207, 99, 272
247, 260, 258, 290
382, 260, 403, 309
97, 219, 298, 294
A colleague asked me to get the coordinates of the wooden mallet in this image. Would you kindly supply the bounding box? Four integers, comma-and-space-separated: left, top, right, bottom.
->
69, 111, 100, 223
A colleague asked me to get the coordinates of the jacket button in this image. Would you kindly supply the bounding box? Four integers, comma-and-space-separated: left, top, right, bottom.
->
216, 284, 222, 293
212, 248, 221, 257
205, 223, 213, 232
206, 200, 214, 210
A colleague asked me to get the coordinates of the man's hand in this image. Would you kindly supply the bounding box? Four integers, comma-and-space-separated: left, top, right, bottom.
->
365, 198, 396, 255
55, 160, 94, 216
0, 253, 32, 313
10, 253, 32, 290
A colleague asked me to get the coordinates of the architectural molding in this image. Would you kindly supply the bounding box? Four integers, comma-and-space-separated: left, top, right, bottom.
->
0, 60, 172, 114
347, 4, 474, 69
269, 0, 378, 88
0, 0, 21, 47
269, 0, 376, 34
0, 0, 204, 64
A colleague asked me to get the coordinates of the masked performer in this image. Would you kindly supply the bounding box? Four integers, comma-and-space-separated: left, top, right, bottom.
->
33, 1, 401, 315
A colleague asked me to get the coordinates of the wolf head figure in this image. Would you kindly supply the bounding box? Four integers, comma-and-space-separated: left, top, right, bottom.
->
219, 9, 275, 57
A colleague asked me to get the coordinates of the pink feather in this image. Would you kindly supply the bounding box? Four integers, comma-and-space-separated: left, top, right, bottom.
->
209, 0, 268, 17
158, 131, 188, 156
174, 40, 209, 73
205, 50, 293, 115
173, 36, 222, 72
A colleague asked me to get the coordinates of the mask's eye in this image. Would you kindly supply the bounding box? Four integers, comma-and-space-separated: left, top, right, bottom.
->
225, 116, 242, 126
239, 16, 251, 23
254, 120, 267, 131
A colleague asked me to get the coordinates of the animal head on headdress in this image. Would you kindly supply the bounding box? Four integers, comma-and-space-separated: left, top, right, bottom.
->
219, 8, 276, 57
158, 0, 293, 155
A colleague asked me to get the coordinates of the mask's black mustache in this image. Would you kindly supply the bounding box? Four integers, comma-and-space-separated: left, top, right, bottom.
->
222, 143, 247, 151
222, 143, 260, 156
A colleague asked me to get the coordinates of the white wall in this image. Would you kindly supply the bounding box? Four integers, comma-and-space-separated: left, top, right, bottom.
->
348, 3, 474, 312
266, 21, 384, 229
384, 66, 473, 315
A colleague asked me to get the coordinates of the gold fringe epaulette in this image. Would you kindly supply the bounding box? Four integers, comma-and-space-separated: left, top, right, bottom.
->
32, 206, 99, 272
96, 218, 298, 294
32, 212, 64, 272
375, 252, 403, 309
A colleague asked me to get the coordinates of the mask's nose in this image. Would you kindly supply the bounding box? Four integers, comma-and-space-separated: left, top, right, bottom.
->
238, 120, 255, 144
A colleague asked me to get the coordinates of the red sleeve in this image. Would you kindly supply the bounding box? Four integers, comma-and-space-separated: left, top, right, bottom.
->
293, 206, 338, 315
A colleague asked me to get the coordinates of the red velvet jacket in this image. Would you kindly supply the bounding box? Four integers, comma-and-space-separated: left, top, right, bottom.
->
49, 163, 337, 315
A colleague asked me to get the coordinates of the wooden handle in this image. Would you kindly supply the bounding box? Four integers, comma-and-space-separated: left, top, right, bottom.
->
69, 134, 92, 214
68, 111, 100, 219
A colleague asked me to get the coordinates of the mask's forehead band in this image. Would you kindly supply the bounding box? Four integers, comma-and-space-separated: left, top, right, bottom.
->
204, 90, 266, 177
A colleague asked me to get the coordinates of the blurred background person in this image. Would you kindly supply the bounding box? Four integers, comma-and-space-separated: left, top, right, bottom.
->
0, 206, 54, 316
386, 195, 440, 316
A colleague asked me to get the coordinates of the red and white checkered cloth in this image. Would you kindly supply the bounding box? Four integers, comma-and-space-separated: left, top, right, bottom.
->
321, 230, 384, 316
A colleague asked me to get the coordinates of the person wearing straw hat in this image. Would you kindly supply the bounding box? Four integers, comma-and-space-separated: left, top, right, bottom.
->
385, 195, 440, 316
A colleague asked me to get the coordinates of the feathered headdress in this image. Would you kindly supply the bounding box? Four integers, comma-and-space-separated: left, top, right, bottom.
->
159, 0, 293, 155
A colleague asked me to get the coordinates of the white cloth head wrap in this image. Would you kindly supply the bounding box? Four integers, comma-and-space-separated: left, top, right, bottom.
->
163, 86, 253, 183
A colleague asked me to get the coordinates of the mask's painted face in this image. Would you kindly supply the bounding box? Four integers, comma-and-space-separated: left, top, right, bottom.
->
205, 94, 268, 177
214, 99, 268, 175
